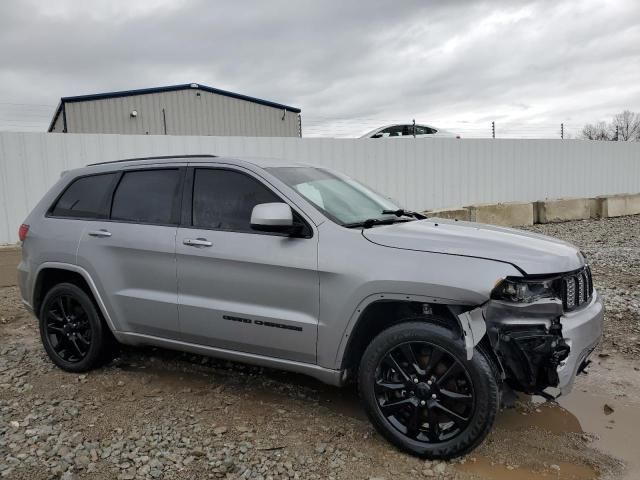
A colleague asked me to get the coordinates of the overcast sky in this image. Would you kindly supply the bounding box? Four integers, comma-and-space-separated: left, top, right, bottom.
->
1, 0, 639, 138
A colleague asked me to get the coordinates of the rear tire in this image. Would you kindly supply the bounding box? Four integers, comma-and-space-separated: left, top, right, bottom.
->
39, 283, 110, 373
358, 321, 499, 459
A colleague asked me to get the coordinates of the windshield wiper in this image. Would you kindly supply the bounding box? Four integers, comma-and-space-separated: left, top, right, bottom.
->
381, 209, 426, 219
344, 217, 414, 229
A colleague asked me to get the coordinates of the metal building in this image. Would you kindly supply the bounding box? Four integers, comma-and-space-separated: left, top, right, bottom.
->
48, 83, 301, 137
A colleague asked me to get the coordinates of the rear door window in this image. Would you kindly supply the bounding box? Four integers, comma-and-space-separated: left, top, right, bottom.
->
111, 169, 181, 225
51, 173, 118, 219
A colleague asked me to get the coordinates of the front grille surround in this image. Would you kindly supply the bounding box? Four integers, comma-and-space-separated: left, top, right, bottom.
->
561, 266, 593, 311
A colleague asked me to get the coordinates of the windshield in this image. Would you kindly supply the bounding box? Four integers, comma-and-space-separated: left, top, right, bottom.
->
266, 166, 402, 226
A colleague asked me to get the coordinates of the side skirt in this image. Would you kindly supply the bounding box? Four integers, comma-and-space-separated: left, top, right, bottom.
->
114, 331, 345, 387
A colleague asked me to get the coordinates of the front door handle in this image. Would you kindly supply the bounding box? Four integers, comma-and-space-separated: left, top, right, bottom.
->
183, 238, 212, 247
88, 229, 112, 238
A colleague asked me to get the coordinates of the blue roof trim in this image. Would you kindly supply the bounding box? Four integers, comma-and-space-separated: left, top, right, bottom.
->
62, 83, 300, 113
48, 83, 301, 131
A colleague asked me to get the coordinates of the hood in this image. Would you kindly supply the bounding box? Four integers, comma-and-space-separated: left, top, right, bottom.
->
362, 218, 585, 275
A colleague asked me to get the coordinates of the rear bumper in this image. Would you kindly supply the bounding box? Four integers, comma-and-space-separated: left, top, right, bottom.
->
556, 290, 604, 394
17, 258, 34, 313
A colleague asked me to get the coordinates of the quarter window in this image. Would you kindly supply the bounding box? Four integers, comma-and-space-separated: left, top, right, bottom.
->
51, 173, 117, 219
192, 169, 281, 232
111, 169, 181, 224
415, 125, 436, 135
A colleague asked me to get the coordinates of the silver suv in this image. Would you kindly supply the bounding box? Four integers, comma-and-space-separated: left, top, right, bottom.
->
18, 155, 603, 458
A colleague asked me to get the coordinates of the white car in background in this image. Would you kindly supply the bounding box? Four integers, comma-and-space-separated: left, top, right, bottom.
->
361, 124, 460, 139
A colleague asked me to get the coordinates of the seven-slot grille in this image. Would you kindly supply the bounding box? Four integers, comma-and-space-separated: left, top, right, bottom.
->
562, 266, 593, 311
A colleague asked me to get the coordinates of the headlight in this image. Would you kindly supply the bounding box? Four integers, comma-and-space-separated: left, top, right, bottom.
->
491, 277, 558, 303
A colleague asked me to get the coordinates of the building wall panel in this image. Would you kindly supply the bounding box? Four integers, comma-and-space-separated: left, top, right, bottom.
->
61, 89, 300, 137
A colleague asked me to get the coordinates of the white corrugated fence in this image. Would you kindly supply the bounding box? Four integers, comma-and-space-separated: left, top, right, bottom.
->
1, 132, 639, 244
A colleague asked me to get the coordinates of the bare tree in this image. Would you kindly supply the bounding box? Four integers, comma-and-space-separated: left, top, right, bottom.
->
582, 111, 640, 141
581, 121, 611, 140
609, 110, 640, 141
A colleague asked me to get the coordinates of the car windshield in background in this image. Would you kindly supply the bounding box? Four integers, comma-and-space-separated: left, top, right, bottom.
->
267, 167, 403, 226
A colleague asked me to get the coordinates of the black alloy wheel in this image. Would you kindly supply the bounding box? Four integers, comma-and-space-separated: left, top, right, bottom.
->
39, 283, 111, 372
358, 321, 499, 459
375, 341, 475, 443
43, 294, 92, 362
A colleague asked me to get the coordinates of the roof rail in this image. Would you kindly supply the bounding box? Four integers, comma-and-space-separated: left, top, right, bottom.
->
87, 154, 217, 166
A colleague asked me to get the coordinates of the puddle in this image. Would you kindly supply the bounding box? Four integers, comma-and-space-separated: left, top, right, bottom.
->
496, 402, 582, 434
558, 355, 640, 480
457, 456, 597, 480
458, 354, 640, 480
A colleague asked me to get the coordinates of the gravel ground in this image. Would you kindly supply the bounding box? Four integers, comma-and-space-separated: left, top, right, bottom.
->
524, 214, 640, 358
2, 215, 638, 480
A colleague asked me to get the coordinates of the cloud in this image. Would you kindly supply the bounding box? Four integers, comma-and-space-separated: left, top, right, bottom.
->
0, 0, 639, 138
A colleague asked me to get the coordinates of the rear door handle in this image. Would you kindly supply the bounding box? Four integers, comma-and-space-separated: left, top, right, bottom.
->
183, 238, 212, 247
88, 229, 112, 238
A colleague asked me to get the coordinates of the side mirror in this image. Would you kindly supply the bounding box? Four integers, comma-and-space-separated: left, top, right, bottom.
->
371, 133, 383, 138
250, 203, 302, 236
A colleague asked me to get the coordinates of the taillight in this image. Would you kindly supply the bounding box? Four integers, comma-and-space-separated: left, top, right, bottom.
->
18, 224, 29, 242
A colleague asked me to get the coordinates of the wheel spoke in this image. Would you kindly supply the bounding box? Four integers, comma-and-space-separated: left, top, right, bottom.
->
48, 311, 65, 324
64, 296, 73, 318
380, 397, 415, 415
436, 361, 462, 386
75, 332, 90, 345
69, 337, 85, 357
52, 337, 69, 355
433, 401, 469, 424
439, 388, 473, 403
383, 353, 411, 383
57, 298, 67, 318
427, 406, 441, 441
46, 324, 65, 334
399, 344, 426, 376
405, 403, 422, 438
424, 346, 445, 377
375, 379, 405, 392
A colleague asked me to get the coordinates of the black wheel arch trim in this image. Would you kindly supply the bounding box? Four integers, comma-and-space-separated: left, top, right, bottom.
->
33, 262, 118, 333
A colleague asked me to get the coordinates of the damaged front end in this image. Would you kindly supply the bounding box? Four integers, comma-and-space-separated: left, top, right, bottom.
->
459, 266, 602, 398
483, 299, 570, 395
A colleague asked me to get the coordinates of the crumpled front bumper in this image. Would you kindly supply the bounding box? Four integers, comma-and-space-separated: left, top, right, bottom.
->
556, 290, 604, 394
483, 290, 604, 396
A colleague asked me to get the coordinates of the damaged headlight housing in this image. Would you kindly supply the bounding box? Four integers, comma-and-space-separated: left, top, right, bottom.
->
491, 277, 558, 303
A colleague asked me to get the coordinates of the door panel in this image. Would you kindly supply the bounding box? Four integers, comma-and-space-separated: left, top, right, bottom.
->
75, 166, 184, 337
177, 229, 318, 362
176, 166, 319, 363
77, 222, 179, 336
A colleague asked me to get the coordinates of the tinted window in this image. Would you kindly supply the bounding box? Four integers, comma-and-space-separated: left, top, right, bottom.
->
193, 169, 281, 232
380, 125, 404, 137
415, 125, 436, 135
111, 169, 181, 224
51, 173, 117, 219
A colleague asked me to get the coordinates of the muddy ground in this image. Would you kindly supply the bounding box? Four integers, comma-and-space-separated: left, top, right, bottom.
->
1, 215, 639, 480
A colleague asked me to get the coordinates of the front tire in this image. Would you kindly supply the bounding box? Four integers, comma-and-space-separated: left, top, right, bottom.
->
358, 321, 499, 459
39, 283, 110, 373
